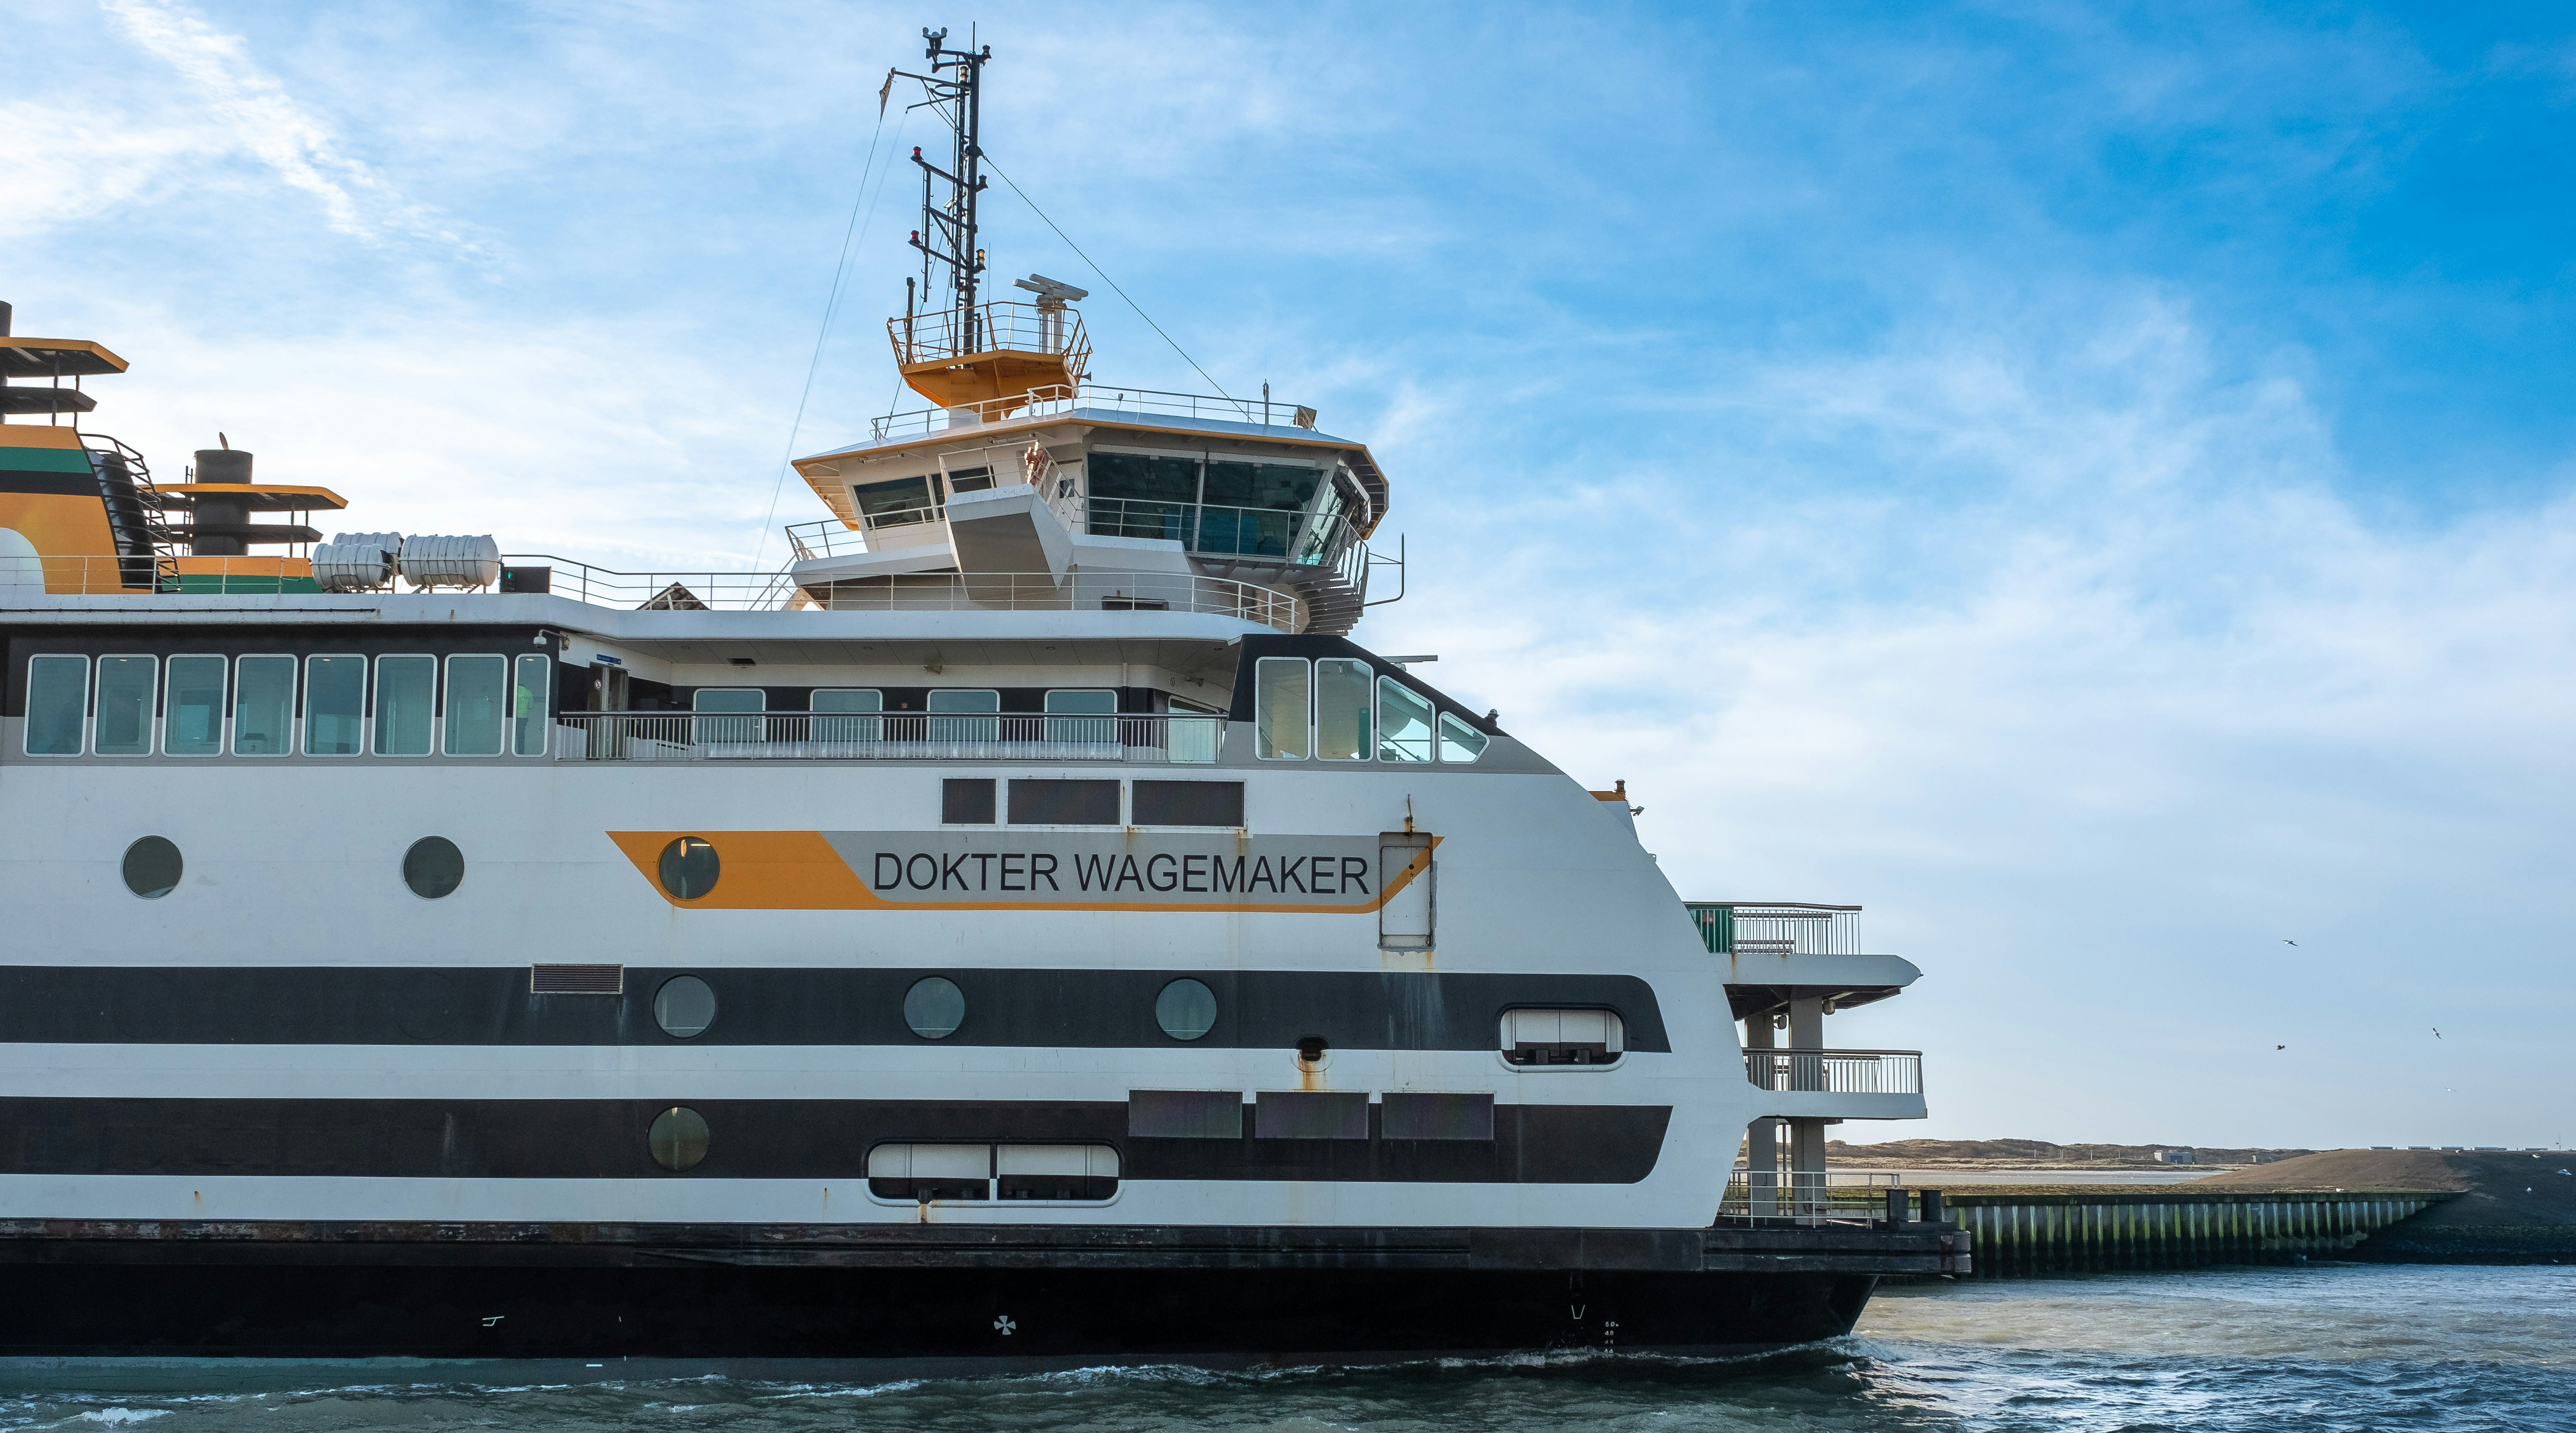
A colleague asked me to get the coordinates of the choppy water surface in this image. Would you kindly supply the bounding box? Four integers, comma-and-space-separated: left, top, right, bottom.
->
2, 1264, 2567, 1431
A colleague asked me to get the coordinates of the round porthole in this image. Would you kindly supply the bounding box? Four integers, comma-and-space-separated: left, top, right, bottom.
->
653, 975, 717, 1038
402, 836, 465, 899
658, 837, 719, 900
121, 836, 182, 899
647, 1105, 710, 1172
1154, 978, 1218, 1041
903, 976, 966, 1040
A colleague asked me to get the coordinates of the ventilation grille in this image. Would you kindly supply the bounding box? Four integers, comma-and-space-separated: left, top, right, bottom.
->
530, 963, 624, 995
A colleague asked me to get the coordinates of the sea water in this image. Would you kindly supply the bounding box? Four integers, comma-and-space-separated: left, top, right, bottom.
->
1, 1264, 2566, 1431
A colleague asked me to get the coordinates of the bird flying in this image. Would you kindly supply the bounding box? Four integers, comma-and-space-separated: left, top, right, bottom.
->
2283, 939, 2298, 946
2275, 1044, 2286, 1050
2432, 1028, 2442, 1039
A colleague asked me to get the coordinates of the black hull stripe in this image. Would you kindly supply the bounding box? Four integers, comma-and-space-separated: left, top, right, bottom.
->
0, 968, 1671, 1052
0, 1098, 1670, 1183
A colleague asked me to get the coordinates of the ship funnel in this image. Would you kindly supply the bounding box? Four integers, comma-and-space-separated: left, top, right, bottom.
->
194, 446, 254, 484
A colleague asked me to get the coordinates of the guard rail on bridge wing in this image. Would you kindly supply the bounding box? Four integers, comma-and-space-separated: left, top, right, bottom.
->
1742, 1049, 1923, 1095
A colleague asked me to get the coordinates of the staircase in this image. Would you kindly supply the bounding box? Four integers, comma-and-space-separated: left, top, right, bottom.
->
81, 433, 179, 592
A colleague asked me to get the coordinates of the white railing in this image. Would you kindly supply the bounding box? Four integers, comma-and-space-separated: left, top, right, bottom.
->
1743, 1048, 1923, 1095
863, 384, 1319, 444
1686, 902, 1862, 956
889, 301, 1091, 367
558, 711, 1225, 764
4, 556, 1305, 632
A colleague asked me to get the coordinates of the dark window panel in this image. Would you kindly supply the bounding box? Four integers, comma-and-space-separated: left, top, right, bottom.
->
943, 778, 996, 824
1132, 780, 1244, 827
1009, 778, 1119, 825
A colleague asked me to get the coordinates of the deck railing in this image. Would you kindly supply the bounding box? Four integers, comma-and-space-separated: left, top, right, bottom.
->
1742, 1048, 1923, 1095
863, 384, 1319, 444
888, 301, 1091, 368
1686, 902, 1862, 956
557, 711, 1226, 764
6, 556, 1303, 633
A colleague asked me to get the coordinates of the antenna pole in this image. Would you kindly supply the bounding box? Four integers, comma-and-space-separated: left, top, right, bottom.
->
902, 27, 991, 352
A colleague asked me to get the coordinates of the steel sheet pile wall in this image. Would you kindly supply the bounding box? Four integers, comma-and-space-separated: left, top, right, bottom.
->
1944, 1192, 2444, 1277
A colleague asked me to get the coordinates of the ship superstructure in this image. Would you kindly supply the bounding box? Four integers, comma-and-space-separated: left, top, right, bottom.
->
0, 33, 1962, 1367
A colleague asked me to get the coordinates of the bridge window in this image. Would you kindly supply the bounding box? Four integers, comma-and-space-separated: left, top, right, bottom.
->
164, 655, 225, 756
304, 655, 365, 756
853, 474, 935, 528
443, 655, 507, 756
232, 655, 295, 756
1439, 710, 1489, 763
1255, 657, 1310, 759
1315, 658, 1372, 761
943, 465, 994, 495
93, 656, 155, 756
1376, 676, 1433, 763
1501, 1008, 1625, 1066
374, 655, 434, 756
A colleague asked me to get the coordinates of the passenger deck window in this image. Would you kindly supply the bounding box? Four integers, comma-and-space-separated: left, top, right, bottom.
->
691, 687, 762, 744
513, 654, 550, 756
164, 656, 226, 756
997, 1144, 1120, 1201
928, 688, 999, 743
868, 1143, 991, 1202
1255, 657, 1309, 760
374, 655, 434, 756
1501, 1008, 1626, 1066
813, 688, 882, 743
1439, 710, 1489, 763
93, 656, 155, 756
443, 655, 507, 756
232, 655, 295, 756
1009, 777, 1119, 825
1045, 688, 1116, 743
1377, 677, 1433, 763
1315, 657, 1372, 761
304, 655, 365, 756
23, 655, 87, 756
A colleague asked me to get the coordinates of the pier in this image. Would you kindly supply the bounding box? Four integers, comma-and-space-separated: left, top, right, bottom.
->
1939, 1190, 2445, 1276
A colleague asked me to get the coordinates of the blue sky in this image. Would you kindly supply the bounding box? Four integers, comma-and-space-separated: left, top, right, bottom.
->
11, 1, 2574, 1149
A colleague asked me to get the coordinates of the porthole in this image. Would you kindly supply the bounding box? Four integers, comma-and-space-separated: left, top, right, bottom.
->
647, 1105, 710, 1172
121, 836, 182, 899
653, 975, 717, 1038
402, 837, 465, 899
1154, 978, 1218, 1041
903, 976, 966, 1040
659, 836, 719, 900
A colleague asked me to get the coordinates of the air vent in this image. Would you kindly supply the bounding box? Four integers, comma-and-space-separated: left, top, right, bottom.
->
530, 963, 624, 995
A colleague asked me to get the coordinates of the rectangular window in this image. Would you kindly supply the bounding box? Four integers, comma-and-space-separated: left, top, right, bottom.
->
93, 655, 155, 756
690, 686, 763, 745
853, 474, 936, 527
1127, 1090, 1243, 1139
928, 687, 999, 744
443, 655, 507, 756
232, 655, 295, 756
943, 465, 995, 495
1501, 1008, 1626, 1066
866, 1142, 990, 1201
996, 1144, 1120, 1201
1009, 777, 1119, 825
1044, 687, 1117, 744
513, 653, 551, 756
24, 655, 88, 756
1132, 780, 1245, 827
1377, 676, 1434, 763
813, 688, 882, 744
1084, 451, 1199, 542
374, 655, 434, 756
304, 655, 365, 756
1381, 1092, 1497, 1141
1255, 1090, 1370, 1140
164, 655, 226, 756
1439, 710, 1489, 763
1315, 657, 1372, 761
1254, 656, 1309, 760
943, 777, 996, 824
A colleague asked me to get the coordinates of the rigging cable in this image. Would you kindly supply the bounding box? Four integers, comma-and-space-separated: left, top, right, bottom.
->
749, 101, 908, 568
982, 157, 1234, 402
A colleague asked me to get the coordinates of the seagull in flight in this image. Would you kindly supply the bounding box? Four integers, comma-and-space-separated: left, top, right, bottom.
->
2275, 1044, 2286, 1051
2432, 1028, 2442, 1039
2283, 939, 2298, 946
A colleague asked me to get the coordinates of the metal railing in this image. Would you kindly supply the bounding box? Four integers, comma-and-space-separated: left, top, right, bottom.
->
1084, 498, 1361, 572
889, 301, 1091, 368
1687, 902, 1862, 956
5, 556, 1305, 631
865, 384, 1320, 444
557, 711, 1226, 764
1743, 1048, 1923, 1095
1, 553, 306, 595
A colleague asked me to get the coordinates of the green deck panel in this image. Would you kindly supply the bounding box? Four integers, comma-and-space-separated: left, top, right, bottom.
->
173, 574, 322, 595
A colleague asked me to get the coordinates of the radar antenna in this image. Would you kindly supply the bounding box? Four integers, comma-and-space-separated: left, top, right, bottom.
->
897, 27, 991, 352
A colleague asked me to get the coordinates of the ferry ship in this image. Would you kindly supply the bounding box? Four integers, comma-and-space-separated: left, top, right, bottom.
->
0, 30, 1963, 1369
